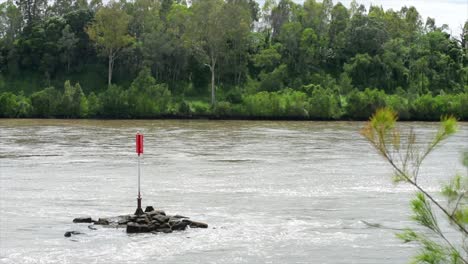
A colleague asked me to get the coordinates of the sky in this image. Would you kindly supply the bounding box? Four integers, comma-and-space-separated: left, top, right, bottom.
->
258, 0, 468, 38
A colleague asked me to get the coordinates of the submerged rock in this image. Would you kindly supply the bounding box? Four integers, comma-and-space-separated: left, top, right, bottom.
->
171, 215, 189, 219
73, 217, 93, 223
64, 231, 82, 237
183, 219, 208, 228
170, 220, 189, 231
118, 218, 130, 225
94, 218, 110, 225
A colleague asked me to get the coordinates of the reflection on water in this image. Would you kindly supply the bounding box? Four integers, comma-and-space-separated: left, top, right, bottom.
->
0, 119, 467, 263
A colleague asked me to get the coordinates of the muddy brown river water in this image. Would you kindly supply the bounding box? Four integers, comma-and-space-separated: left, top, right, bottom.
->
0, 119, 466, 263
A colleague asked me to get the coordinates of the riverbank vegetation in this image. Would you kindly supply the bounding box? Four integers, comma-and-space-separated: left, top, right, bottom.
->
0, 0, 467, 120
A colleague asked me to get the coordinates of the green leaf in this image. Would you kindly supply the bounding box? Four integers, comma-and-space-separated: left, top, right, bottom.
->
410, 192, 440, 234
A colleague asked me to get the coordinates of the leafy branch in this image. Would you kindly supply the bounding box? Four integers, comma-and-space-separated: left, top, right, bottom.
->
361, 108, 467, 263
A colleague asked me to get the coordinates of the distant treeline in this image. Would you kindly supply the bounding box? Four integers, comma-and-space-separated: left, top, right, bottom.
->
0, 0, 467, 120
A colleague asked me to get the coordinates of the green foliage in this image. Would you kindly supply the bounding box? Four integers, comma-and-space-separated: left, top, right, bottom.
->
243, 91, 282, 117
258, 64, 288, 92
86, 92, 100, 117
213, 101, 232, 117
189, 101, 211, 115
306, 85, 343, 120
410, 192, 440, 233
128, 68, 172, 117
281, 89, 309, 118
86, 4, 134, 86
242, 89, 309, 118
98, 85, 129, 118
60, 80, 87, 118
0, 0, 466, 120
0, 92, 18, 117
362, 109, 467, 263
346, 88, 386, 120
30, 87, 61, 117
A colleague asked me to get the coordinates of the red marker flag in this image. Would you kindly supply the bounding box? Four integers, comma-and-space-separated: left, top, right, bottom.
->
136, 133, 144, 155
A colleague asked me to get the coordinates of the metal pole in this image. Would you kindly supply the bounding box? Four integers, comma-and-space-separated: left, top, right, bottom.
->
137, 154, 141, 210
138, 154, 140, 198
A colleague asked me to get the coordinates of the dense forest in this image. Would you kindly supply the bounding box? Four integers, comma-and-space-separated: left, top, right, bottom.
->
0, 0, 467, 120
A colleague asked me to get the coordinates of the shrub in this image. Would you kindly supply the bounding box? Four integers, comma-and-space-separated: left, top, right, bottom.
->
31, 87, 62, 117
128, 69, 172, 117
214, 101, 232, 117
307, 85, 342, 120
346, 88, 386, 120
99, 85, 129, 118
0, 92, 19, 117
190, 101, 211, 115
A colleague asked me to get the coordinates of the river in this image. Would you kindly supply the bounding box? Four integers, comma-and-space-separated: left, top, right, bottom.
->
0, 119, 466, 263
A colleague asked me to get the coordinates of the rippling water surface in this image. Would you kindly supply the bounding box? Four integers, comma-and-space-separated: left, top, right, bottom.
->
0, 119, 467, 263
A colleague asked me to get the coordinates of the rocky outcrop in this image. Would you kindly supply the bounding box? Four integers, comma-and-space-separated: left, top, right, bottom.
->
71, 205, 208, 235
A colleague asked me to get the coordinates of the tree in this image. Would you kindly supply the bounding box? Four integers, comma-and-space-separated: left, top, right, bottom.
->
16, 0, 47, 26
0, 0, 23, 47
361, 108, 467, 263
217, 0, 253, 86
30, 87, 62, 117
187, 0, 226, 105
51, 0, 74, 16
329, 2, 349, 48
462, 21, 467, 52
270, 0, 295, 39
128, 68, 171, 117
344, 15, 389, 56
86, 4, 134, 87
58, 24, 78, 72
60, 80, 87, 117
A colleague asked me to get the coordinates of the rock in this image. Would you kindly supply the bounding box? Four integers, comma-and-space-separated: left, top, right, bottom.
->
144, 206, 154, 212
64, 231, 82, 237
128, 215, 138, 221
147, 210, 166, 217
170, 221, 189, 231
118, 219, 129, 225
94, 218, 109, 225
171, 215, 189, 219
136, 217, 149, 224
183, 219, 208, 228
88, 225, 97, 230
73, 217, 93, 223
127, 222, 154, 233
140, 224, 152, 232
153, 215, 170, 223
155, 210, 166, 216
159, 223, 170, 229
126, 222, 139, 233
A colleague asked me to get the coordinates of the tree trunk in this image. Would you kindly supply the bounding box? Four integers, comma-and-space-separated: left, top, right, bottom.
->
108, 52, 113, 87
210, 57, 216, 106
